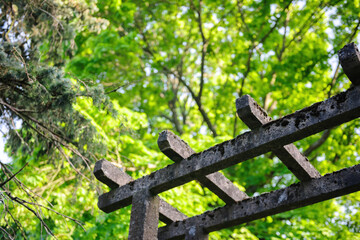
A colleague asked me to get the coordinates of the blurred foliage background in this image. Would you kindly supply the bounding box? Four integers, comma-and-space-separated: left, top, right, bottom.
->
1, 0, 360, 239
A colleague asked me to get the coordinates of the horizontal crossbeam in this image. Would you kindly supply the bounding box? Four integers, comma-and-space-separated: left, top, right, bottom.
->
158, 130, 248, 204
158, 162, 360, 239
98, 86, 360, 213
94, 160, 187, 224
236, 95, 321, 181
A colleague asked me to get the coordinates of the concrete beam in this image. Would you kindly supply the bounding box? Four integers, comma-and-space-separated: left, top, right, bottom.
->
94, 159, 132, 189
98, 86, 360, 213
158, 163, 360, 239
128, 190, 159, 240
158, 200, 187, 225
158, 130, 248, 204
338, 42, 360, 85
185, 225, 208, 240
94, 160, 187, 224
236, 95, 321, 181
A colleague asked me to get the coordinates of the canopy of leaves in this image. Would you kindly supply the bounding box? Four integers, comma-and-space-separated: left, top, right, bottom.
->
1, 0, 360, 239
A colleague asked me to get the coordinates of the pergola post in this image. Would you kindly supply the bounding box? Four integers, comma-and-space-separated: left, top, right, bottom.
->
128, 190, 160, 240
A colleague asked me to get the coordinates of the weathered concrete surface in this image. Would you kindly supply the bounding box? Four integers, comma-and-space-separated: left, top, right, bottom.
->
236, 95, 321, 181
94, 160, 187, 223
159, 200, 187, 224
128, 190, 159, 240
94, 159, 132, 189
158, 130, 248, 204
158, 163, 360, 239
184, 225, 208, 240
98, 86, 360, 213
338, 42, 360, 85
158, 131, 195, 162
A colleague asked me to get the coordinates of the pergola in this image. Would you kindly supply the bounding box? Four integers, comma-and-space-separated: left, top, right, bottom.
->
94, 43, 360, 239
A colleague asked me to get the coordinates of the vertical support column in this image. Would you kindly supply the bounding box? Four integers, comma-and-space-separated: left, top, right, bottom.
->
128, 190, 160, 240
185, 225, 209, 240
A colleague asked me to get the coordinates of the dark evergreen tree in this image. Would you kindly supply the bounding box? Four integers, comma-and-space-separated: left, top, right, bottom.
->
0, 1, 113, 238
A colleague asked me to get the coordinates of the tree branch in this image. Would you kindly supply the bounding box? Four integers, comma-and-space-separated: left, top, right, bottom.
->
304, 129, 331, 157
190, 0, 207, 99
258, 1, 293, 46
0, 162, 29, 188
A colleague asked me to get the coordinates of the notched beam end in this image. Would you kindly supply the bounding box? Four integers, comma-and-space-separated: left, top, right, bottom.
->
158, 130, 195, 161
338, 42, 360, 86
236, 95, 272, 128
158, 130, 172, 152
94, 159, 132, 189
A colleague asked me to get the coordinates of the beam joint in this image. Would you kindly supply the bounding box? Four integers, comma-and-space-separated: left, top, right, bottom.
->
158, 130, 248, 204
236, 95, 321, 181
94, 159, 187, 224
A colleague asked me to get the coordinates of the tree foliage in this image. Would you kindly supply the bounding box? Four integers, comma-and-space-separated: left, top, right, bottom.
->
1, 0, 360, 239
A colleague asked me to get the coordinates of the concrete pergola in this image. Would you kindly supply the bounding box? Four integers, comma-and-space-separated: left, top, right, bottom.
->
94, 43, 360, 239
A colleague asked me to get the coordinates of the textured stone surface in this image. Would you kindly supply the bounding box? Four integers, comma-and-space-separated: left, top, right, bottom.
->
158, 163, 360, 239
94, 159, 187, 223
98, 86, 360, 213
94, 159, 132, 189
158, 130, 195, 161
184, 225, 208, 240
159, 200, 187, 224
236, 95, 321, 181
158, 130, 248, 204
338, 42, 360, 85
128, 190, 159, 240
